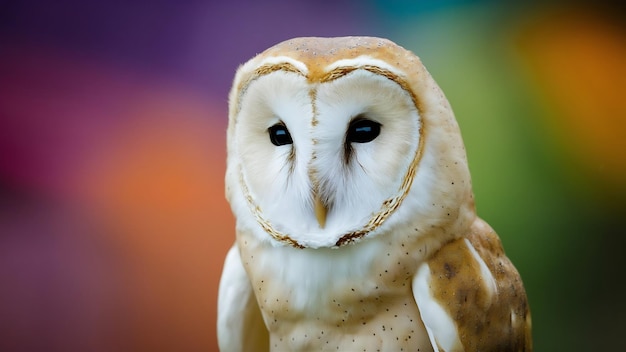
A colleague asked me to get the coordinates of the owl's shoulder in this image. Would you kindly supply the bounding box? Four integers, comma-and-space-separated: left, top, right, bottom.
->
421, 218, 532, 351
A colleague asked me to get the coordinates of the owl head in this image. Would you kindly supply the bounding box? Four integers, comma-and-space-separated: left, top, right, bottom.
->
225, 37, 475, 249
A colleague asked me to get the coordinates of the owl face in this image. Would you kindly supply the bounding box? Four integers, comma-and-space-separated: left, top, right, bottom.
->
226, 37, 474, 249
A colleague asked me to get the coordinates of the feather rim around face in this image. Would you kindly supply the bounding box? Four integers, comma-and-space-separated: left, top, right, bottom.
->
227, 37, 472, 249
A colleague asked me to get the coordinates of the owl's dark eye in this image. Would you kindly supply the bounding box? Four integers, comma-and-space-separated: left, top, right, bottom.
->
346, 118, 381, 143
268, 123, 293, 146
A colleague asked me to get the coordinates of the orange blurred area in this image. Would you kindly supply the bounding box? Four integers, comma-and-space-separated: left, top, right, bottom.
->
79, 107, 233, 351
517, 8, 626, 194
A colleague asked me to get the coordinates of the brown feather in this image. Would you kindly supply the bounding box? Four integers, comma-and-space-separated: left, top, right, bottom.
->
427, 218, 532, 351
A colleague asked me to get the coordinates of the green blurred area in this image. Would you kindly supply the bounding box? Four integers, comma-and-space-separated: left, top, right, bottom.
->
375, 2, 626, 350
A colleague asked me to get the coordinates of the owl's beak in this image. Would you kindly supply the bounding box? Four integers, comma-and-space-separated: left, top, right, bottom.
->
313, 193, 327, 229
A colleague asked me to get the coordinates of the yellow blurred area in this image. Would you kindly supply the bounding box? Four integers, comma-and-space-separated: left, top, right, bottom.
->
518, 8, 626, 193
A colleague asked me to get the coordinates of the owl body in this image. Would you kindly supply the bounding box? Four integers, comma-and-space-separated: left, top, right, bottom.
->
218, 37, 531, 351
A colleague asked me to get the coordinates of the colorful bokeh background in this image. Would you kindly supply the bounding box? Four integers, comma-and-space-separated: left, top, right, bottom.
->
1, 1, 624, 351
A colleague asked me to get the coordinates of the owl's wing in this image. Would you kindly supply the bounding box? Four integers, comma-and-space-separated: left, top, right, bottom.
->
412, 218, 532, 352
217, 244, 269, 352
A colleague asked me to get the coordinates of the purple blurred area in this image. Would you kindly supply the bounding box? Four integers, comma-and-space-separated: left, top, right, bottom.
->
0, 1, 371, 98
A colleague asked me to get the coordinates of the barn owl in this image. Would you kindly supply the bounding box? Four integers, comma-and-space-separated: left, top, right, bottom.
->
217, 37, 532, 351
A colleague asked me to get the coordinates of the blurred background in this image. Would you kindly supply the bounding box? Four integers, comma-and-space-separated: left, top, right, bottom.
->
0, 0, 624, 350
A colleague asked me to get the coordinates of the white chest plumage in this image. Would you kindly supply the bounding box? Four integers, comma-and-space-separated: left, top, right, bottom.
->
237, 224, 435, 351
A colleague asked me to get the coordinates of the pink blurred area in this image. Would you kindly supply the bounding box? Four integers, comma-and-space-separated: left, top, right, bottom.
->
0, 44, 233, 350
